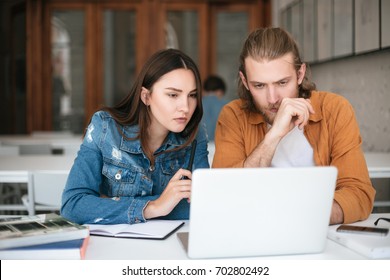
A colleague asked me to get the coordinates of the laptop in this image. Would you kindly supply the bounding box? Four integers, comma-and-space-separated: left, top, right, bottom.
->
178, 167, 337, 259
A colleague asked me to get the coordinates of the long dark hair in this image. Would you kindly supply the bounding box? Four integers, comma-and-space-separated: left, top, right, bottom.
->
238, 27, 316, 113
102, 48, 203, 162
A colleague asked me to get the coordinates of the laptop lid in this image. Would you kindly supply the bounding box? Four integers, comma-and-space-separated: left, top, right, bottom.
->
184, 167, 337, 259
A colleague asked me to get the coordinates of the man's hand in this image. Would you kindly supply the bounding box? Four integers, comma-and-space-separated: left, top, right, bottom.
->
244, 98, 314, 168
268, 98, 315, 140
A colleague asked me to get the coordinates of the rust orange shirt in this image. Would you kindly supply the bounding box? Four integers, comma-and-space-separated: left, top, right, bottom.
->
213, 91, 375, 224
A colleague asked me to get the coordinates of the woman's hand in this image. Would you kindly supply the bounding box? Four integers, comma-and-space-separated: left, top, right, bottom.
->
143, 168, 192, 219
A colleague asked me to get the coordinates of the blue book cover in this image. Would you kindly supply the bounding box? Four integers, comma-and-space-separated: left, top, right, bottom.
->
0, 237, 89, 259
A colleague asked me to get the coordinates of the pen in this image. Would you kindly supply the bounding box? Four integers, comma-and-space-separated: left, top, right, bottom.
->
181, 139, 197, 180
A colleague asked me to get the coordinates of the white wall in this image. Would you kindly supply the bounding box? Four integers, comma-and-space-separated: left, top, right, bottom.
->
272, 0, 390, 152
310, 50, 390, 152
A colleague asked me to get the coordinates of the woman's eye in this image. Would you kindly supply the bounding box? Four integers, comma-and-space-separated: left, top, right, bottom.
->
167, 93, 178, 98
189, 92, 197, 98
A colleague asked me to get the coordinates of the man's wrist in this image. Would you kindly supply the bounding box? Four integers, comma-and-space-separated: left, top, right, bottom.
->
330, 200, 344, 225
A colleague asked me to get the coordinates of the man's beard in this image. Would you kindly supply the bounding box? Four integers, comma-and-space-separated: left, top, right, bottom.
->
258, 104, 279, 125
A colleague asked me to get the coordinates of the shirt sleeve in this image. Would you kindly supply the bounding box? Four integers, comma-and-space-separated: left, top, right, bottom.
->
324, 97, 376, 224
61, 112, 159, 225
213, 104, 247, 168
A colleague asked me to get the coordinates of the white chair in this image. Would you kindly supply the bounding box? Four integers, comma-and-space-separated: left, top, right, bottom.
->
22, 170, 69, 215
0, 145, 23, 214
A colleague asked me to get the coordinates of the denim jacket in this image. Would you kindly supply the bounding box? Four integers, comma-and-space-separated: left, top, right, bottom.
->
61, 111, 210, 224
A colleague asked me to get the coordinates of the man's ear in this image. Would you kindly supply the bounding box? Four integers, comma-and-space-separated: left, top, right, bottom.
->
239, 71, 249, 90
140, 87, 149, 105
297, 63, 306, 85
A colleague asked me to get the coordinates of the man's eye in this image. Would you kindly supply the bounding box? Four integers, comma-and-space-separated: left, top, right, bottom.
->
279, 81, 288, 86
254, 84, 264, 89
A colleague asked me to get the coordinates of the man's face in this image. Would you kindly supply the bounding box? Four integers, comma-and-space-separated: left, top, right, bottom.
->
240, 53, 306, 125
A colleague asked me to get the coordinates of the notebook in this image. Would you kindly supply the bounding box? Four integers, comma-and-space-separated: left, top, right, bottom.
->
85, 220, 184, 240
178, 167, 337, 259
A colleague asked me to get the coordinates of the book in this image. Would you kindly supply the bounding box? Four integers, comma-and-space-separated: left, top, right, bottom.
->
328, 225, 390, 259
0, 236, 89, 260
85, 220, 185, 240
0, 213, 89, 250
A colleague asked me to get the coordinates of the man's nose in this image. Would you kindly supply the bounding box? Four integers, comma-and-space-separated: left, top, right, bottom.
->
267, 86, 279, 104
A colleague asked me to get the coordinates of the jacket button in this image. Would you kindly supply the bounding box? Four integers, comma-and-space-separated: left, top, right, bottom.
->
115, 172, 122, 180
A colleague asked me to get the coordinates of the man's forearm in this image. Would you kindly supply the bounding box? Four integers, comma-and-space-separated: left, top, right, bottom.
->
243, 131, 281, 168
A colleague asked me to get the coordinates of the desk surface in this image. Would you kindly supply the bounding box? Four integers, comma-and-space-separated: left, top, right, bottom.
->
0, 134, 82, 144
0, 155, 75, 183
84, 213, 389, 260
365, 152, 390, 177
0, 135, 82, 151
1, 152, 388, 176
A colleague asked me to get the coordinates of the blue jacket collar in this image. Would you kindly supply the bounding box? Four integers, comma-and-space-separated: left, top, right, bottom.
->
119, 125, 186, 154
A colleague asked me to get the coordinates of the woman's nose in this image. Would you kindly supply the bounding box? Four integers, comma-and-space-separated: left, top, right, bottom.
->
177, 96, 190, 113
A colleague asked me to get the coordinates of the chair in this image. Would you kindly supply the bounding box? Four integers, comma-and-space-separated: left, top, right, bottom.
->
22, 170, 69, 215
0, 145, 23, 214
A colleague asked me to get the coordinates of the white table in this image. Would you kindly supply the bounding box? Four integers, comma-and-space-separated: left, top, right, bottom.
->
0, 155, 75, 212
0, 155, 75, 183
365, 152, 390, 178
84, 213, 389, 260
365, 153, 390, 207
0, 135, 82, 154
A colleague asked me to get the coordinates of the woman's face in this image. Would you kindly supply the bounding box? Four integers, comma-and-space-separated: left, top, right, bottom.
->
145, 68, 198, 136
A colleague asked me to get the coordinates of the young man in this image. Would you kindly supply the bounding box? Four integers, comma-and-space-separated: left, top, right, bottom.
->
212, 27, 375, 225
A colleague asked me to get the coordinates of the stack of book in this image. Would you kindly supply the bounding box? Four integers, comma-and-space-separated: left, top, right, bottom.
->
0, 213, 89, 260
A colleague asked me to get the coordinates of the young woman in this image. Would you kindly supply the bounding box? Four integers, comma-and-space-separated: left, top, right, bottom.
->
61, 49, 209, 225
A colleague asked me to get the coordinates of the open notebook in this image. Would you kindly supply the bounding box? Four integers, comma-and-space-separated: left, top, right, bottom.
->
85, 220, 184, 240
178, 167, 337, 259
